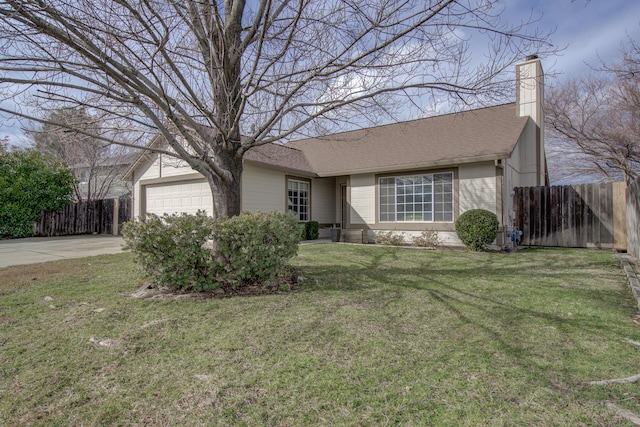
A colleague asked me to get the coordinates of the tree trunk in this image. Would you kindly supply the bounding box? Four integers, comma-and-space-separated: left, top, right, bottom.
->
205, 153, 243, 219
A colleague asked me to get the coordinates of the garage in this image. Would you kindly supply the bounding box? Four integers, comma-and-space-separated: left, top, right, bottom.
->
144, 179, 213, 216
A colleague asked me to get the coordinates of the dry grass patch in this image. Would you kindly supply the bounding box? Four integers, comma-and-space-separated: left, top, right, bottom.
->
0, 258, 99, 295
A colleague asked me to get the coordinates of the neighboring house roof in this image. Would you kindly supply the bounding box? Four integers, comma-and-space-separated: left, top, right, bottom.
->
72, 152, 137, 173
286, 103, 529, 177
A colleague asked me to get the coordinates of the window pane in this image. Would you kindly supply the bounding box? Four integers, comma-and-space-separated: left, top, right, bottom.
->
378, 172, 452, 223
288, 179, 310, 221
434, 173, 451, 183
379, 177, 396, 222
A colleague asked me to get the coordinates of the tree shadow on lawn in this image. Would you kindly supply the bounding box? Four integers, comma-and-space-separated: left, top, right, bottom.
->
295, 246, 638, 382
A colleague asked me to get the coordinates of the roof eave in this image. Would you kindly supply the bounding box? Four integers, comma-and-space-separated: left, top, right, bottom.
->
122, 133, 164, 181
122, 152, 152, 181
313, 153, 511, 177
243, 159, 318, 178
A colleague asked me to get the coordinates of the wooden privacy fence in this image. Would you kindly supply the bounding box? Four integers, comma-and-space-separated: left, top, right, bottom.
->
35, 198, 131, 237
514, 183, 627, 249
628, 178, 640, 259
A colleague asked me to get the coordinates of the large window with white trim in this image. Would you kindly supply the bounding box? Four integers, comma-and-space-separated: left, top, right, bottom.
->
379, 172, 453, 222
288, 179, 310, 221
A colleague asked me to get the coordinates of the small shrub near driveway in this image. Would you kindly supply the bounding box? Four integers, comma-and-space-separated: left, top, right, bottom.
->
455, 209, 499, 251
123, 211, 301, 292
122, 211, 217, 291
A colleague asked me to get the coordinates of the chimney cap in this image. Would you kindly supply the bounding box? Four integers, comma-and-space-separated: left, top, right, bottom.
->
526, 54, 539, 61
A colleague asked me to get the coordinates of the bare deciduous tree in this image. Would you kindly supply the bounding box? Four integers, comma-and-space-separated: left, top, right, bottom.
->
545, 40, 640, 184
28, 108, 131, 202
0, 0, 553, 218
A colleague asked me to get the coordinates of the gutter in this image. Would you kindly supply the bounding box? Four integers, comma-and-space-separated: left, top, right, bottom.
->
312, 152, 512, 177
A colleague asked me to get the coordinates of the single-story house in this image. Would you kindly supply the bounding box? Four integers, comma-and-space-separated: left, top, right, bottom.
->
123, 56, 547, 246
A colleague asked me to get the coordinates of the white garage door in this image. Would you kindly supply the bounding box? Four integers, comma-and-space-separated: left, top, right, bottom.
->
145, 180, 213, 216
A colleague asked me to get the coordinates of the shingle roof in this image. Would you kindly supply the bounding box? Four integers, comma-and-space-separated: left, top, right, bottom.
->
124, 103, 530, 180
244, 143, 314, 176
287, 103, 529, 176
122, 132, 315, 180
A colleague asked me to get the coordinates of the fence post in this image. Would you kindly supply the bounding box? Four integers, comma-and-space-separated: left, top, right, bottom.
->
613, 182, 627, 251
112, 198, 120, 236
628, 179, 640, 260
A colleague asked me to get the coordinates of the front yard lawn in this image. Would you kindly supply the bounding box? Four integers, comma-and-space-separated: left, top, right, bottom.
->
1, 245, 639, 426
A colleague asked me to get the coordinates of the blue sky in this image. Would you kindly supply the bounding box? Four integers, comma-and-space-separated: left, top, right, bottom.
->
506, 0, 640, 80
1, 0, 639, 145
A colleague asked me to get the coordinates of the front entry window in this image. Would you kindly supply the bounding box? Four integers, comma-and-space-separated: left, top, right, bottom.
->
288, 179, 309, 221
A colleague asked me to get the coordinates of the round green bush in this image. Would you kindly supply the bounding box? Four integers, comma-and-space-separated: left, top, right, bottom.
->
455, 209, 499, 251
213, 211, 301, 285
122, 211, 217, 291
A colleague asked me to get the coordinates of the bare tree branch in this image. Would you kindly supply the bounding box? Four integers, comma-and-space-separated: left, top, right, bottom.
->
546, 41, 640, 184
0, 0, 555, 217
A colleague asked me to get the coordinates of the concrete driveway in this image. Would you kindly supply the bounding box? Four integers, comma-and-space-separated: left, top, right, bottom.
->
0, 235, 127, 268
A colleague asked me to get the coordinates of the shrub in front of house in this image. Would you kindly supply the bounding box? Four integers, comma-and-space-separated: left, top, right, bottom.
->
213, 211, 301, 286
122, 211, 217, 291
303, 220, 319, 240
455, 209, 499, 251
123, 211, 301, 292
412, 230, 441, 248
374, 230, 406, 246
298, 222, 307, 240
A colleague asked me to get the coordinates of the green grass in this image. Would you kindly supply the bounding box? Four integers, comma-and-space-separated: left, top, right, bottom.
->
1, 245, 639, 426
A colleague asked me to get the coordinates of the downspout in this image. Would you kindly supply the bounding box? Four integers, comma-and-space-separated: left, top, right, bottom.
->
496, 158, 505, 247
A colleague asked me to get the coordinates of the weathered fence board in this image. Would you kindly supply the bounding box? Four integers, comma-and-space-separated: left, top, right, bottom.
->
35, 198, 131, 236
514, 183, 626, 249
628, 178, 640, 259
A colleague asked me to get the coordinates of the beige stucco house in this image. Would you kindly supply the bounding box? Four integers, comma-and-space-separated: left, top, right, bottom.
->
124, 57, 546, 246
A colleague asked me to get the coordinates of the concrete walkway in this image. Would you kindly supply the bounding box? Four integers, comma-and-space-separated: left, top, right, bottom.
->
300, 238, 332, 245
0, 235, 126, 268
